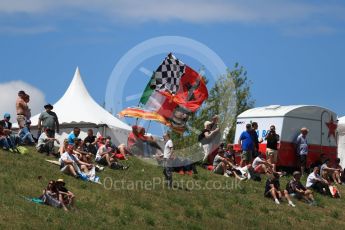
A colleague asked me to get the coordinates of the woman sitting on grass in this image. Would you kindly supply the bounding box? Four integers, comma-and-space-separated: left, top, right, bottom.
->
41, 180, 69, 211
264, 173, 296, 207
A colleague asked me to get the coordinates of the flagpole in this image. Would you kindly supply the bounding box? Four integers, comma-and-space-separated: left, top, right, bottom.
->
146, 120, 152, 133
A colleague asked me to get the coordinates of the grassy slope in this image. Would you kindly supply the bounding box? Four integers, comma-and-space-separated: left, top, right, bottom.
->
1, 148, 345, 230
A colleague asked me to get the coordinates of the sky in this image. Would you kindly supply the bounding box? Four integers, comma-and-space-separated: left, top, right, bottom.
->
0, 0, 345, 135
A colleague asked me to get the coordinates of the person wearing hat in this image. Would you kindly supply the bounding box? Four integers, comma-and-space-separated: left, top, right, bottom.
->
198, 120, 219, 164
286, 171, 316, 205
295, 127, 309, 175
16, 90, 29, 129
55, 179, 75, 209
38, 104, 59, 138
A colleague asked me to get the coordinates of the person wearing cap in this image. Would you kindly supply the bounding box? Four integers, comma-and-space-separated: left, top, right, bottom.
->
16, 90, 29, 129
36, 128, 60, 156
38, 104, 59, 138
238, 124, 254, 167
286, 171, 316, 205
59, 144, 92, 177
198, 120, 219, 164
1, 113, 17, 148
265, 125, 280, 172
0, 121, 13, 150
18, 119, 35, 145
295, 127, 309, 175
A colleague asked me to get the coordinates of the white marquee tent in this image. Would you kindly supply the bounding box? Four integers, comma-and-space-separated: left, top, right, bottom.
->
337, 116, 345, 168
27, 67, 131, 145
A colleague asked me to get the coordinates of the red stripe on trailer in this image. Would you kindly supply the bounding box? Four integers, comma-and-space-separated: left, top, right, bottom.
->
233, 142, 337, 168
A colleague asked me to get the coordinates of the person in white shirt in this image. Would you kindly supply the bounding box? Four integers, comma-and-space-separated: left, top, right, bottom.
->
252, 154, 273, 174
306, 167, 331, 196
95, 137, 113, 167
36, 128, 60, 156
163, 133, 174, 188
59, 145, 91, 178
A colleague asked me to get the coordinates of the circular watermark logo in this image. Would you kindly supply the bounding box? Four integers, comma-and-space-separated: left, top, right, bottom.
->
105, 35, 234, 166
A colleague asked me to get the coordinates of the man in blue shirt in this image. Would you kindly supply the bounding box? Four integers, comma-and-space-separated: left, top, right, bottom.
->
68, 127, 81, 145
238, 124, 254, 167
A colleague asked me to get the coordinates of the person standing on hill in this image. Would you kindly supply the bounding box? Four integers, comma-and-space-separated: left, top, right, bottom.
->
16, 90, 29, 130
250, 122, 262, 159
238, 124, 254, 167
265, 125, 280, 172
296, 127, 309, 175
163, 132, 174, 188
38, 104, 59, 138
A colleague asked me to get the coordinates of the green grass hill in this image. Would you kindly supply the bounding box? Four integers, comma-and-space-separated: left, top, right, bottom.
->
1, 148, 345, 229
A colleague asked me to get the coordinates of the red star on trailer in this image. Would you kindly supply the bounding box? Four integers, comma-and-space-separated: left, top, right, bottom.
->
325, 116, 337, 140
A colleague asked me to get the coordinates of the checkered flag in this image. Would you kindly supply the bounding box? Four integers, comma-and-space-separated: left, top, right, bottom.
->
150, 54, 186, 94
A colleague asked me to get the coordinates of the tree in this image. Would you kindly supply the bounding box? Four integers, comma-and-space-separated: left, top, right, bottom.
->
225, 63, 255, 143
171, 63, 254, 155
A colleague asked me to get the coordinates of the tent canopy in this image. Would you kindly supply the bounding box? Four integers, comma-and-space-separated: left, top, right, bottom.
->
29, 67, 131, 131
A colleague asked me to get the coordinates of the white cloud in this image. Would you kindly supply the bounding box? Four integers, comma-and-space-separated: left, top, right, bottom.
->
282, 25, 337, 37
0, 0, 344, 24
0, 26, 56, 35
0, 81, 46, 121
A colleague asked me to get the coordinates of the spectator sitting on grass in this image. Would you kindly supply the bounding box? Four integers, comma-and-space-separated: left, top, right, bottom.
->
41, 180, 68, 211
252, 154, 274, 175
18, 120, 35, 145
73, 138, 92, 163
95, 137, 113, 167
59, 139, 69, 156
0, 121, 12, 150
36, 128, 60, 156
306, 167, 331, 196
213, 147, 230, 177
286, 171, 316, 205
59, 145, 92, 178
68, 127, 80, 145
264, 172, 296, 207
84, 129, 97, 155
1, 113, 18, 148
224, 144, 236, 164
213, 148, 246, 180
320, 159, 341, 184
55, 179, 75, 209
333, 158, 343, 184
